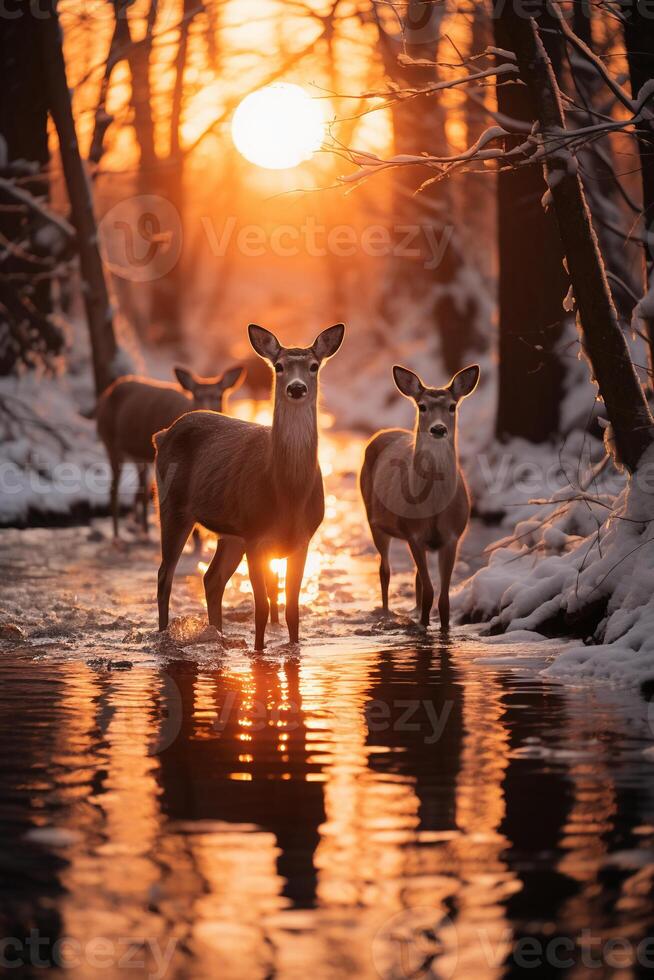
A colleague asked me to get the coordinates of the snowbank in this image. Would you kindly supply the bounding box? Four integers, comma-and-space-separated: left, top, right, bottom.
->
0, 372, 122, 525
456, 445, 654, 690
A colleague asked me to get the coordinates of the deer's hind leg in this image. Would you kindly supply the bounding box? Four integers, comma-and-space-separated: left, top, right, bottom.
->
371, 526, 391, 613
137, 463, 150, 535
265, 565, 280, 624
414, 570, 422, 616
157, 511, 195, 631
204, 536, 244, 630
109, 455, 123, 539
246, 548, 270, 651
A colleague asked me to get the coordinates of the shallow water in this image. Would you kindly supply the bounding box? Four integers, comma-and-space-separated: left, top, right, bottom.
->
2, 636, 654, 979
1, 440, 654, 978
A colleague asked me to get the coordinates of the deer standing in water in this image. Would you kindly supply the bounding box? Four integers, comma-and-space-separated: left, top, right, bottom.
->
154, 323, 345, 649
360, 364, 480, 629
97, 366, 244, 538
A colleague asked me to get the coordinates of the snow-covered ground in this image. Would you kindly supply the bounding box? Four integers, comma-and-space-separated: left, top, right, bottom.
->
0, 430, 492, 658
0, 421, 651, 703
2, 311, 653, 695
456, 445, 654, 692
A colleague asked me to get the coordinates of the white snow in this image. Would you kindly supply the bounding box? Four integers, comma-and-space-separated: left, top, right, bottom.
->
0, 371, 135, 524
456, 443, 654, 691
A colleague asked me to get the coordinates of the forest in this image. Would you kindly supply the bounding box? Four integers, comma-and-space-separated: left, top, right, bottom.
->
1, 1, 654, 977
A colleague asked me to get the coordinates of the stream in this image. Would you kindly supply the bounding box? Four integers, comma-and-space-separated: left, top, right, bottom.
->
1, 435, 653, 979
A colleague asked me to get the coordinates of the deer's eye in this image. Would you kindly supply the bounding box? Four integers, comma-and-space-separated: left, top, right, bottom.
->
418, 404, 426, 413
274, 363, 283, 374
309, 363, 319, 373
449, 404, 456, 413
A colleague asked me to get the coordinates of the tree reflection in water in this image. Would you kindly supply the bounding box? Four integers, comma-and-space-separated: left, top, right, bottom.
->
1, 642, 654, 977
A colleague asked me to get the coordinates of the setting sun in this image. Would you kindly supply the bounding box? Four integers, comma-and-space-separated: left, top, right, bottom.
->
231, 83, 325, 170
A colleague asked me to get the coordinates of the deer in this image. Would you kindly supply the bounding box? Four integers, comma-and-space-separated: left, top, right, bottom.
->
153, 323, 345, 650
97, 365, 244, 538
360, 363, 480, 630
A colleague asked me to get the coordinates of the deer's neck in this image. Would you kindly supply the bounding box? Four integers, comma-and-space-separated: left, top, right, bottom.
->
411, 430, 458, 505
270, 394, 319, 497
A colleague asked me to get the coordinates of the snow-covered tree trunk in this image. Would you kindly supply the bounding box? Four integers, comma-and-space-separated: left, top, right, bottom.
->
499, 4, 653, 472
494, 7, 567, 443
37, 1, 117, 395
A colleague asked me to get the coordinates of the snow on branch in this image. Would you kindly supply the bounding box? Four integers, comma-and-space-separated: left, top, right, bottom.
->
549, 1, 634, 113
337, 64, 648, 190
340, 125, 512, 186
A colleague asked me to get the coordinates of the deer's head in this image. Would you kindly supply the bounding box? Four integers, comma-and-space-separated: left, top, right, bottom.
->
393, 364, 480, 443
174, 365, 245, 412
248, 323, 345, 404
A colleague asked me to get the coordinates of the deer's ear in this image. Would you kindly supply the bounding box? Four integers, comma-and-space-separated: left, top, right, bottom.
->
248, 324, 281, 362
449, 364, 480, 401
393, 365, 423, 400
220, 365, 246, 390
313, 323, 345, 361
174, 366, 196, 392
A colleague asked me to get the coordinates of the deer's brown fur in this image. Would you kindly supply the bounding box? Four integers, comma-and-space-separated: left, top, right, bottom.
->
97, 366, 243, 537
360, 364, 480, 629
154, 324, 345, 649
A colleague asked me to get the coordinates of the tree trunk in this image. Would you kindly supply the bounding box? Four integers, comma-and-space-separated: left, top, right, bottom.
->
150, 0, 199, 344
499, 4, 653, 471
569, 1, 640, 325
494, 7, 567, 443
0, 7, 63, 374
37, 1, 117, 395
89, 1, 129, 166
463, 4, 490, 231
374, 0, 485, 373
375, 0, 448, 294
128, 0, 158, 183
623, 3, 654, 374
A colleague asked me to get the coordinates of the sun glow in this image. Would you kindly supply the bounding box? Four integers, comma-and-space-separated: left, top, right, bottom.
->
231, 83, 325, 170
203, 551, 320, 607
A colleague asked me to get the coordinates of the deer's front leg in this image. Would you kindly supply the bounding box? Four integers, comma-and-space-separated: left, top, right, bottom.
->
285, 544, 308, 644
247, 548, 269, 651
407, 538, 433, 627
437, 540, 457, 631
